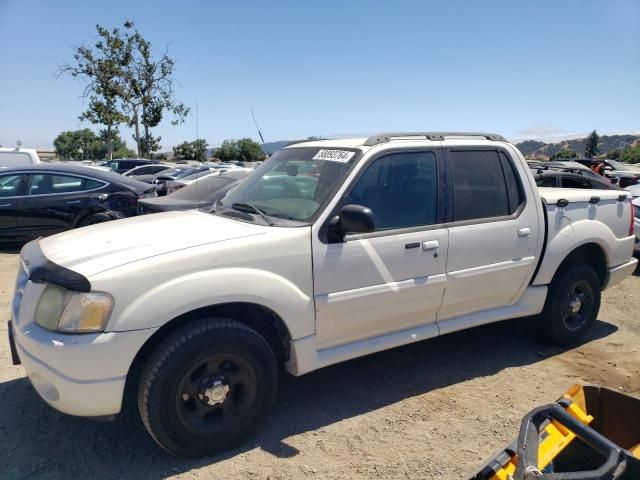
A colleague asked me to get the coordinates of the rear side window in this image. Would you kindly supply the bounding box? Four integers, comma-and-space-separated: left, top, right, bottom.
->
562, 177, 591, 189
346, 151, 438, 230
450, 150, 523, 222
536, 176, 557, 187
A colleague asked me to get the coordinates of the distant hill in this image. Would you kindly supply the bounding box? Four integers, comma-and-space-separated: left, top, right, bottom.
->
515, 134, 640, 159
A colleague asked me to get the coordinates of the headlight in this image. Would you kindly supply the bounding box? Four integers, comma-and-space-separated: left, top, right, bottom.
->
35, 284, 113, 333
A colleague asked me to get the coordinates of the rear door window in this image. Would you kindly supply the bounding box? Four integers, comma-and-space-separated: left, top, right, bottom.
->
28, 174, 101, 195
536, 176, 557, 187
449, 150, 522, 222
561, 177, 591, 189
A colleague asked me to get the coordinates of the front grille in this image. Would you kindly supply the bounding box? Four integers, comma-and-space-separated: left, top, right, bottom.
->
12, 259, 29, 324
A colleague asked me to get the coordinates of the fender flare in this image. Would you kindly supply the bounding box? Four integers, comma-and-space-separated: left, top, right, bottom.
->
106, 267, 315, 340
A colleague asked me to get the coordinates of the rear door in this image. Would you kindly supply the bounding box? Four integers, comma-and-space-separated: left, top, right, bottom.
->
438, 147, 540, 323
16, 173, 103, 235
0, 173, 28, 234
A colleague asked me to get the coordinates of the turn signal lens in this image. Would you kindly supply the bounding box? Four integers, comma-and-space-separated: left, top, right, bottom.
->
58, 292, 113, 332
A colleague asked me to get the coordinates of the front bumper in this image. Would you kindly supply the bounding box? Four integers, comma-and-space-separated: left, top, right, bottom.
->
603, 258, 638, 290
12, 278, 157, 417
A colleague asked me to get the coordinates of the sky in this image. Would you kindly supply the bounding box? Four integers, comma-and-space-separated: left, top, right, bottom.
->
0, 0, 639, 151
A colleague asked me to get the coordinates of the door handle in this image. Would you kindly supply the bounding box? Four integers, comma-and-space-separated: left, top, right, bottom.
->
518, 227, 531, 237
422, 240, 440, 250
0, 203, 12, 207
65, 200, 82, 204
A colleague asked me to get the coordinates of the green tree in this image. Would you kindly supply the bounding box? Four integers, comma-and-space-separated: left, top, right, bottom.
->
174, 138, 208, 161
115, 22, 189, 158
621, 146, 640, 164
214, 138, 266, 163
137, 133, 163, 158
58, 24, 130, 160
584, 130, 599, 158
213, 139, 240, 162
236, 138, 267, 162
550, 148, 578, 160
54, 129, 103, 160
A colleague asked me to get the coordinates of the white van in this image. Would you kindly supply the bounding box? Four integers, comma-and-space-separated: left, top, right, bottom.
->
0, 147, 41, 168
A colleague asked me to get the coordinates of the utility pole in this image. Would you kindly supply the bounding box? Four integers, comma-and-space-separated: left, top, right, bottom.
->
196, 102, 199, 139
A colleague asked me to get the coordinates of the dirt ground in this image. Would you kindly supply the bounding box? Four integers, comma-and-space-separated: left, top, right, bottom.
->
1, 250, 639, 480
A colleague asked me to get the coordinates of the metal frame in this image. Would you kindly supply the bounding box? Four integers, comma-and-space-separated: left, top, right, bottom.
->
363, 131, 506, 146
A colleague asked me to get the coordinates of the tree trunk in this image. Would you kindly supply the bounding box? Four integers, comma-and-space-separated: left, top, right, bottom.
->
142, 104, 150, 159
107, 124, 113, 161
132, 110, 141, 158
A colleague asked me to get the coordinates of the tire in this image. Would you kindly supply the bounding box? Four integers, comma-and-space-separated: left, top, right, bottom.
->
138, 318, 278, 457
540, 264, 601, 345
77, 212, 112, 227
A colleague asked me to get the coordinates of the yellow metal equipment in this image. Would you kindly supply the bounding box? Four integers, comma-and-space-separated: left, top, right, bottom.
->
471, 385, 640, 480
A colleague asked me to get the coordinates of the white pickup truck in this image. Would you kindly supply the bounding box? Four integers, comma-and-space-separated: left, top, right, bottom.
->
9, 132, 637, 456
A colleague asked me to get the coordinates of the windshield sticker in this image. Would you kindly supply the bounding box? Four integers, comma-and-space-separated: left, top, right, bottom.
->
312, 149, 355, 162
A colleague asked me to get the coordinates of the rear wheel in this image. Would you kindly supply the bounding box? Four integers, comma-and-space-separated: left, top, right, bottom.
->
138, 318, 278, 457
540, 265, 601, 345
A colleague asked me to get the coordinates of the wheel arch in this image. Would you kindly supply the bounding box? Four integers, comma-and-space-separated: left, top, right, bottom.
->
548, 242, 607, 286
125, 301, 292, 391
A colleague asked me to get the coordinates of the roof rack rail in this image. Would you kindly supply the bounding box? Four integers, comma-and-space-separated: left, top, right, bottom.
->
363, 131, 506, 146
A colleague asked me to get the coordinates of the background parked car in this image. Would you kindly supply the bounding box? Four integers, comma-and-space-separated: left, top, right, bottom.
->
0, 163, 155, 241
163, 166, 251, 195
153, 165, 212, 196
0, 147, 41, 168
123, 163, 172, 180
555, 158, 639, 187
138, 169, 251, 214
626, 183, 640, 198
101, 158, 157, 174
531, 166, 622, 190
634, 197, 640, 253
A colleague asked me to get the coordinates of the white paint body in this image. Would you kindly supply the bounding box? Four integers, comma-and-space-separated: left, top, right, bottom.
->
11, 137, 637, 417
0, 148, 41, 168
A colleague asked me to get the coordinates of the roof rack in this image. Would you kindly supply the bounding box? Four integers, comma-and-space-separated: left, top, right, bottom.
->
363, 131, 506, 146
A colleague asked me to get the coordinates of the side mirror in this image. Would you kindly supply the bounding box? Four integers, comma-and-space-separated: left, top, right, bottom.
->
328, 204, 375, 242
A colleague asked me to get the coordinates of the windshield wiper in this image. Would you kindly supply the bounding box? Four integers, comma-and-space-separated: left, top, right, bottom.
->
231, 202, 274, 226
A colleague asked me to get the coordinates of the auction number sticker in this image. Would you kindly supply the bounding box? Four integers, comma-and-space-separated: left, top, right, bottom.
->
312, 149, 355, 162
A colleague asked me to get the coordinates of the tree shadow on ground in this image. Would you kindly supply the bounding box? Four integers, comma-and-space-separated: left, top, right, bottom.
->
0, 318, 617, 479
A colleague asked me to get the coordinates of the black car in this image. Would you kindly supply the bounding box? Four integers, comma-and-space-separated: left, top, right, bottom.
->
532, 167, 622, 190
101, 158, 157, 174
0, 164, 155, 241
139, 170, 250, 213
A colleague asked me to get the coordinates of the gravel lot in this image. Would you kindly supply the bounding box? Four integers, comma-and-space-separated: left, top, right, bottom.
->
1, 249, 639, 480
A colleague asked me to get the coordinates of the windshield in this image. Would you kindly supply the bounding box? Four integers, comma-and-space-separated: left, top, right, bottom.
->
220, 147, 358, 222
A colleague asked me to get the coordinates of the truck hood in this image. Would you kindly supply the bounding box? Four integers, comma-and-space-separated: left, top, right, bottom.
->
38, 211, 268, 277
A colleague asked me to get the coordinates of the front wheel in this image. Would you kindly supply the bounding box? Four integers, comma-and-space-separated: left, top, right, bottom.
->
540, 265, 601, 345
138, 318, 279, 457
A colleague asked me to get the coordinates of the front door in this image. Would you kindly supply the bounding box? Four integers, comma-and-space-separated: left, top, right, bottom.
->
0, 173, 28, 235
312, 150, 448, 349
16, 173, 94, 235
